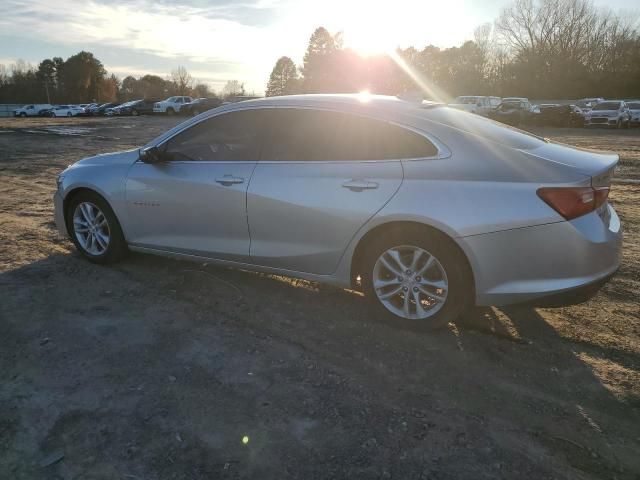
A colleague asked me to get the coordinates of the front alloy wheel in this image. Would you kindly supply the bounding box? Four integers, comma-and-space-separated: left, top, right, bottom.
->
73, 202, 110, 255
67, 191, 127, 264
373, 246, 448, 320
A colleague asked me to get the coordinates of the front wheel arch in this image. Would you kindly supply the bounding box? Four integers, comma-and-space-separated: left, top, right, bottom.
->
63, 188, 128, 263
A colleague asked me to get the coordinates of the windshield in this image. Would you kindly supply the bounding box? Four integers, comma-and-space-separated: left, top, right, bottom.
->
592, 102, 620, 111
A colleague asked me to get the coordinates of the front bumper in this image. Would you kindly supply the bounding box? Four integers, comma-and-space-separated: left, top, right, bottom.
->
53, 191, 68, 237
585, 117, 618, 126
461, 204, 622, 306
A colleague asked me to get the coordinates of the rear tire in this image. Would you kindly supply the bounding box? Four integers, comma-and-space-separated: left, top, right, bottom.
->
360, 226, 472, 330
65, 191, 128, 264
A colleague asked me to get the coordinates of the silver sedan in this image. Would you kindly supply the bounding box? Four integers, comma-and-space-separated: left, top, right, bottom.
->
54, 94, 622, 329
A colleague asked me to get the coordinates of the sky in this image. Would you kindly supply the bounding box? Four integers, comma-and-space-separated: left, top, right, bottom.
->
0, 0, 636, 94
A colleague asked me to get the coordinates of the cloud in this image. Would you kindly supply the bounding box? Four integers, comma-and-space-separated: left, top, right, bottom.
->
0, 0, 294, 91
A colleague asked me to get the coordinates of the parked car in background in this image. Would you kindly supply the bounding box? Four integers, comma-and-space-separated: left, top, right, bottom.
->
82, 103, 99, 114
50, 105, 85, 117
627, 101, 640, 126
180, 97, 223, 116
153, 96, 193, 115
584, 100, 631, 128
116, 99, 158, 116
489, 99, 532, 126
576, 98, 604, 114
53, 94, 621, 329
502, 97, 532, 112
536, 104, 584, 127
448, 96, 493, 116
13, 104, 53, 117
89, 103, 120, 116
105, 105, 120, 116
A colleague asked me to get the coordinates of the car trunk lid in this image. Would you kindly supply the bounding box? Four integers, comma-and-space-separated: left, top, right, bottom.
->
522, 142, 618, 178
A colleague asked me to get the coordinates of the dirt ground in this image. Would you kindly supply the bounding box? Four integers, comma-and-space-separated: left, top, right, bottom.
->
0, 115, 638, 480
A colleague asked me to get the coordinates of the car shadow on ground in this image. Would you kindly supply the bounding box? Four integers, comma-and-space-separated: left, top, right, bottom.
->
1, 251, 638, 478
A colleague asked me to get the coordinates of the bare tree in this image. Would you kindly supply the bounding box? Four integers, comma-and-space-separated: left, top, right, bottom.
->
221, 80, 245, 99
171, 66, 193, 96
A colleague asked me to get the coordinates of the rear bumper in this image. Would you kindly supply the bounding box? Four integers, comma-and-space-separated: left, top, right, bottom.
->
461, 204, 622, 306
519, 271, 616, 307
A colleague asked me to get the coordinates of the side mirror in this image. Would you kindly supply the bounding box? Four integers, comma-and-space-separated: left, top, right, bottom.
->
140, 146, 165, 164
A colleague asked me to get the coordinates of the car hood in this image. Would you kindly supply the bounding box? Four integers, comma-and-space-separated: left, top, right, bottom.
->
71, 149, 140, 168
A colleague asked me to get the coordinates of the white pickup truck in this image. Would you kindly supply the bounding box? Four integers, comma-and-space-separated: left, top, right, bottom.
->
153, 96, 193, 115
448, 96, 500, 116
14, 104, 53, 117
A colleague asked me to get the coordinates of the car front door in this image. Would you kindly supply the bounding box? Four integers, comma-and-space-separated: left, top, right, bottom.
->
247, 108, 438, 275
124, 108, 266, 261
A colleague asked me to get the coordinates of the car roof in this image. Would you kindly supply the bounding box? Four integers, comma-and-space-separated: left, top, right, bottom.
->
236, 94, 441, 113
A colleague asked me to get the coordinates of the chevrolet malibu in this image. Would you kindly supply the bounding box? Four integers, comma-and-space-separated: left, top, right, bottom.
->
53, 94, 622, 329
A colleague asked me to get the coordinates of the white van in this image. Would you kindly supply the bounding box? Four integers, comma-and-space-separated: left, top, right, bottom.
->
14, 104, 53, 117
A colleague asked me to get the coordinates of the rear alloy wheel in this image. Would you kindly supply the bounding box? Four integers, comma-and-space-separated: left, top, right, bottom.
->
66, 191, 127, 264
373, 246, 448, 320
361, 227, 472, 330
192, 109, 201, 116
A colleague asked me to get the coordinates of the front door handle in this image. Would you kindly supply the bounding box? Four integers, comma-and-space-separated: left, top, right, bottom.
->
215, 175, 244, 186
342, 179, 379, 191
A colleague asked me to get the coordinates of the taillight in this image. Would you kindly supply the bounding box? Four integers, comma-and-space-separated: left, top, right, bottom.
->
537, 186, 609, 220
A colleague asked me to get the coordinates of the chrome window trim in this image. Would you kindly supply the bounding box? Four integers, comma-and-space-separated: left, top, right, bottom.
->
150, 104, 451, 164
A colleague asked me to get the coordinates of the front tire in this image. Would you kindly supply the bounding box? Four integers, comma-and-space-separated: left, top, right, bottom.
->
66, 191, 127, 264
131, 109, 139, 116
166, 107, 175, 116
361, 226, 472, 330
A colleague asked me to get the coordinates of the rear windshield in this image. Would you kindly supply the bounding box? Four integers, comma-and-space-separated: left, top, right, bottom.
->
425, 106, 547, 150
592, 102, 620, 111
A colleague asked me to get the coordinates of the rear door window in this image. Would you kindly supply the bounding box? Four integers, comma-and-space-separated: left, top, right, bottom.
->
261, 108, 438, 161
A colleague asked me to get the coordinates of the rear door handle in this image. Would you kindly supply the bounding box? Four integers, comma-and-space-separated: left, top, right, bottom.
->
342, 179, 379, 191
215, 175, 244, 186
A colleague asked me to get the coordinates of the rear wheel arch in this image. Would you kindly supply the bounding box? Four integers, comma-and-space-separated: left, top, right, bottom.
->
350, 221, 475, 296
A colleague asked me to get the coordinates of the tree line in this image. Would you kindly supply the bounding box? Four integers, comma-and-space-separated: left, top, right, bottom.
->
0, 52, 248, 104
266, 0, 640, 100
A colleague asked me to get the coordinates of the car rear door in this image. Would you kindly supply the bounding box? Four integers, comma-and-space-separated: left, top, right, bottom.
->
246, 108, 437, 275
125, 108, 266, 261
